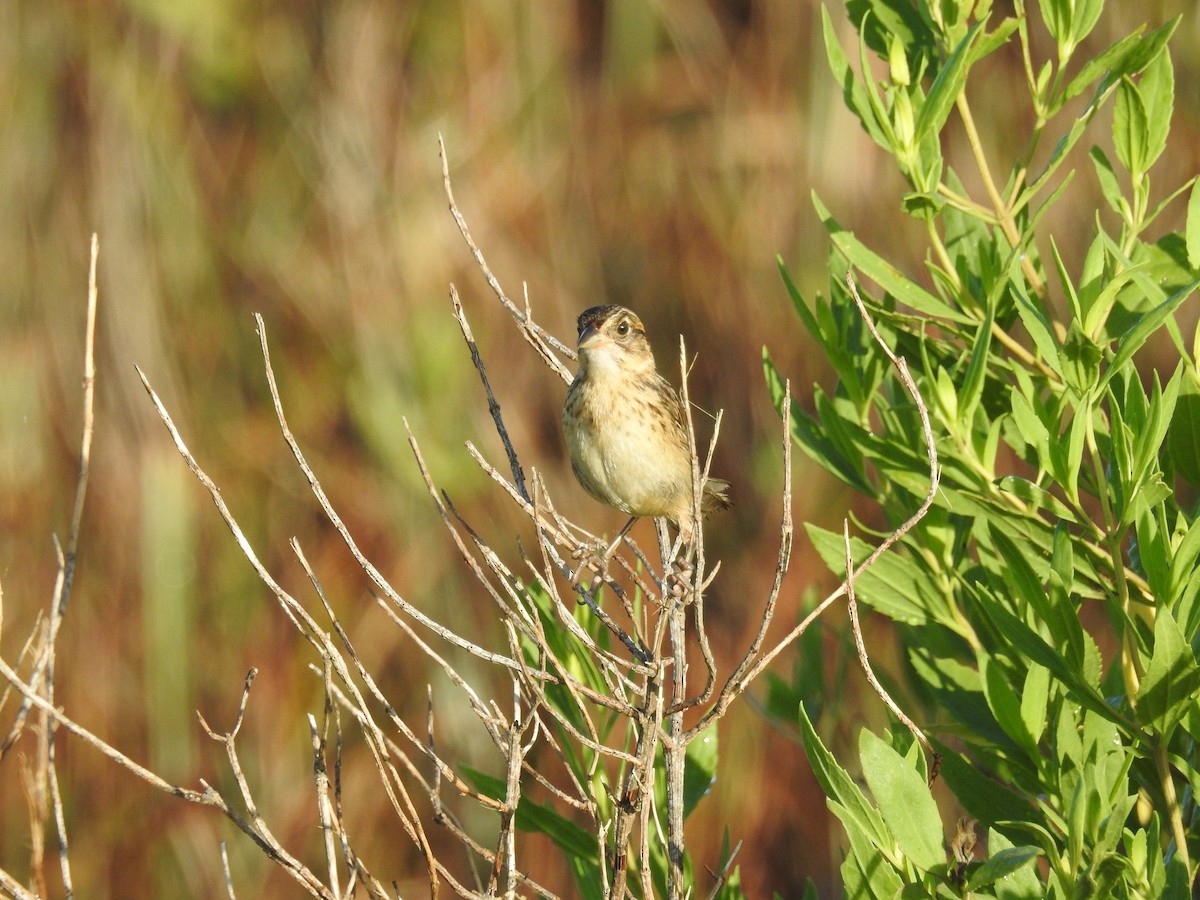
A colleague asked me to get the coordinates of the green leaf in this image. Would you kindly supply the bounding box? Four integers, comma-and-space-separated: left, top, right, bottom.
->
986, 829, 1046, 899
1186, 178, 1200, 269
783, 394, 873, 491
1063, 18, 1178, 103
859, 729, 945, 871
812, 191, 970, 323
1100, 273, 1200, 392
1169, 505, 1200, 611
1088, 146, 1125, 215
979, 602, 1130, 733
914, 23, 982, 143
797, 703, 894, 852
1021, 663, 1052, 749
1113, 76, 1149, 178
777, 258, 821, 342
1038, 0, 1069, 44
980, 654, 1036, 753
1135, 606, 1200, 736
932, 741, 1040, 828
1011, 282, 1061, 372
684, 723, 718, 817
807, 524, 944, 625
966, 844, 1043, 891
1062, 27, 1142, 102
822, 6, 892, 151
837, 804, 905, 899
1069, 0, 1104, 52
958, 295, 995, 428
1139, 48, 1174, 171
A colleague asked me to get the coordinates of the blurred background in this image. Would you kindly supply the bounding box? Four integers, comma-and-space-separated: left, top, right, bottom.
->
1, 1, 1198, 896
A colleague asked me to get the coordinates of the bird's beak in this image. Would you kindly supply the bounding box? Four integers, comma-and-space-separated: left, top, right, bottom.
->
577, 323, 605, 351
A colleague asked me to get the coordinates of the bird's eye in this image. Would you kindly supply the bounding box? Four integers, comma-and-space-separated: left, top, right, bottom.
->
616, 320, 630, 336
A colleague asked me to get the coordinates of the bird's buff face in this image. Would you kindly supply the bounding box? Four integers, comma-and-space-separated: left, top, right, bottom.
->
574, 306, 656, 378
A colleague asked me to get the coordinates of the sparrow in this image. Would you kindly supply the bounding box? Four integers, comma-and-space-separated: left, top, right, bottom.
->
562, 305, 729, 543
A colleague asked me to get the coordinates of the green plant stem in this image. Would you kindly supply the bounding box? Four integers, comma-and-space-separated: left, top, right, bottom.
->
955, 93, 1047, 300
1155, 741, 1191, 874
926, 219, 962, 293
935, 183, 1000, 222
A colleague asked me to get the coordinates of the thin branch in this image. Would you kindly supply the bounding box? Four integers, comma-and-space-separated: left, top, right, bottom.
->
438, 135, 574, 382
693, 272, 939, 734
450, 284, 529, 502
0, 657, 336, 898
249, 316, 520, 672
842, 520, 937, 774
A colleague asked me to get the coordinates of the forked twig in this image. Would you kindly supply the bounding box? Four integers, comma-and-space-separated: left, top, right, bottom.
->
439, 134, 574, 382
843, 521, 937, 777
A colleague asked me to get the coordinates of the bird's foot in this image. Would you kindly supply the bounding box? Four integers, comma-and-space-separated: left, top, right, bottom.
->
570, 539, 611, 586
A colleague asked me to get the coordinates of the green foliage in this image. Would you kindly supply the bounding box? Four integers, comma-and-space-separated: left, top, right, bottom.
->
770, 0, 1200, 894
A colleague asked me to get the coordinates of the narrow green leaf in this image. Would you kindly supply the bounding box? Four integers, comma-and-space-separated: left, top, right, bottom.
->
812, 191, 970, 323
1068, 0, 1104, 51
807, 524, 943, 624
836, 804, 905, 899
797, 702, 894, 852
1050, 237, 1083, 325
1062, 26, 1144, 102
1064, 400, 1090, 506
980, 654, 1035, 753
1186, 178, 1200, 268
859, 729, 946, 871
1009, 385, 1049, 450
1011, 282, 1061, 372
1139, 48, 1174, 171
1167, 363, 1200, 487
1037, 0, 1069, 43
1113, 76, 1149, 178
1168, 506, 1200, 608
1088, 146, 1124, 215
462, 766, 600, 862
822, 5, 892, 150
1135, 606, 1200, 736
979, 603, 1130, 733
958, 296, 995, 428
1100, 274, 1200, 391
1131, 370, 1179, 488
914, 23, 982, 142
777, 257, 822, 342
1020, 663, 1052, 748
966, 844, 1042, 891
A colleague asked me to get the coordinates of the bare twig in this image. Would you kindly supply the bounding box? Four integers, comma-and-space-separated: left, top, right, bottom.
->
220, 843, 237, 900
0, 657, 337, 898
704, 842, 745, 900
308, 713, 341, 900
843, 521, 937, 775
438, 135, 574, 382
450, 284, 529, 502
244, 316, 522, 673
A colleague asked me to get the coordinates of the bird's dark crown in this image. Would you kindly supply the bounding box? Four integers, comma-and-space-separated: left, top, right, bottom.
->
576, 305, 643, 337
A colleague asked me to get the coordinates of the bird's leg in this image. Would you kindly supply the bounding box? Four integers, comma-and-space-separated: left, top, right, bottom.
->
605, 515, 639, 558
570, 516, 638, 583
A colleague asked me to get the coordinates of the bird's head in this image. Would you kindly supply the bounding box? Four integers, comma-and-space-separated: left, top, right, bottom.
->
574, 305, 656, 377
